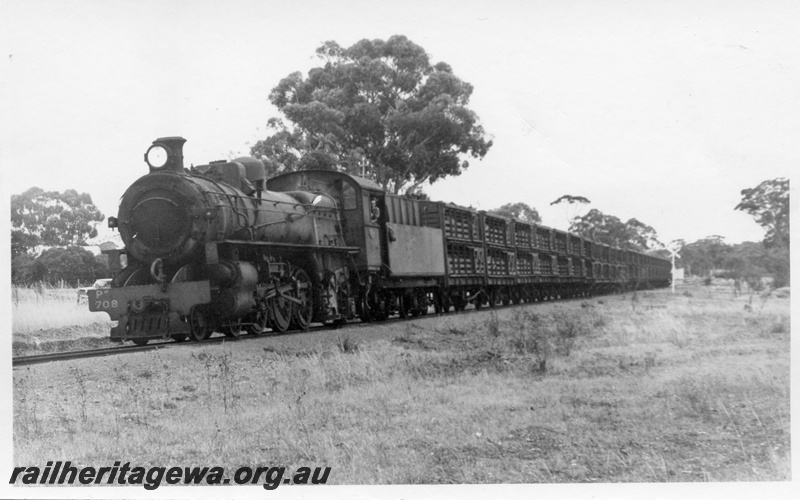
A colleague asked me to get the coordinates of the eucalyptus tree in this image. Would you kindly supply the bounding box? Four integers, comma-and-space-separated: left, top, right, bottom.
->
734, 178, 790, 249
570, 208, 661, 251
11, 187, 104, 257
252, 35, 493, 195
489, 202, 541, 223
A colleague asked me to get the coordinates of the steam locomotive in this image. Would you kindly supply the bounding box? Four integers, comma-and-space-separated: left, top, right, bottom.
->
89, 137, 671, 344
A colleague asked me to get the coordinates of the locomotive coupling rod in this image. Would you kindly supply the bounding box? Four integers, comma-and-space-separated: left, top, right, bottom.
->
466, 290, 483, 303
267, 283, 305, 306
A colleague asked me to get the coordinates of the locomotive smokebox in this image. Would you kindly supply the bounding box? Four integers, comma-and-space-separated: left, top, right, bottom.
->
144, 136, 187, 173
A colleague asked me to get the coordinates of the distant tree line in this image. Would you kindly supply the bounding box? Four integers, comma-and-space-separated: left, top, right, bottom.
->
679, 178, 789, 288
677, 236, 788, 289
12, 246, 109, 287
491, 196, 662, 252
490, 178, 789, 290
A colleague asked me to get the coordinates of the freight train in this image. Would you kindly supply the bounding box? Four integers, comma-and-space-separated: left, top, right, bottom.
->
89, 137, 672, 344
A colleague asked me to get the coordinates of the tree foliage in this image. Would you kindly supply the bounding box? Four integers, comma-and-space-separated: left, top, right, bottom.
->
250, 118, 305, 175
489, 202, 541, 223
678, 235, 730, 277
734, 178, 789, 249
550, 194, 591, 206
11, 187, 105, 257
569, 209, 660, 251
729, 178, 790, 287
11, 253, 47, 286
760, 246, 790, 288
722, 241, 769, 285
550, 194, 591, 228
12, 246, 109, 287
677, 237, 788, 288
252, 35, 493, 194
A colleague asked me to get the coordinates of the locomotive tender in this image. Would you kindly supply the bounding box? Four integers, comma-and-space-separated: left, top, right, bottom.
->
89, 137, 672, 344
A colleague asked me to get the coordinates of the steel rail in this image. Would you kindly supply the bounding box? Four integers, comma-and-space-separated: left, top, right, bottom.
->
13, 344, 162, 367
11, 322, 333, 367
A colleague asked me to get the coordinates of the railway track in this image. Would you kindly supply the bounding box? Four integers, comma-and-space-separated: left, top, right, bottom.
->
13, 344, 162, 367
12, 319, 352, 367
12, 292, 621, 367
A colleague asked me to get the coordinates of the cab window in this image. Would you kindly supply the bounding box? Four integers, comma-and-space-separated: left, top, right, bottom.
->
342, 183, 357, 210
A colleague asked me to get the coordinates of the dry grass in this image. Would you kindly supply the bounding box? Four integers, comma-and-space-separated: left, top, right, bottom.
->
12, 281, 791, 485
12, 285, 113, 334
11, 285, 114, 355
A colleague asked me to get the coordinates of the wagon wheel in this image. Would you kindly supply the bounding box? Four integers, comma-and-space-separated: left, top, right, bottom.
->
372, 295, 388, 321
474, 290, 483, 310
336, 282, 353, 320
419, 293, 430, 316
269, 296, 292, 333
172, 334, 187, 343
131, 338, 149, 346
189, 305, 212, 341
224, 319, 243, 338
291, 268, 313, 330
487, 288, 499, 308
440, 294, 451, 313
358, 293, 373, 323
409, 295, 421, 317
398, 295, 408, 318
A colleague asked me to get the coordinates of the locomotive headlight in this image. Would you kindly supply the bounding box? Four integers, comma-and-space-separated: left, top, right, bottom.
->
145, 144, 170, 169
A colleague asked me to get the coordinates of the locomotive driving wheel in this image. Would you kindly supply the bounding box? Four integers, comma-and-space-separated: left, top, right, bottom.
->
269, 295, 292, 333
189, 305, 212, 341
248, 309, 268, 335
290, 268, 313, 330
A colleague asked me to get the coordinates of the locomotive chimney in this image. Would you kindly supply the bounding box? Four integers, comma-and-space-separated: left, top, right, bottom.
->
144, 136, 187, 173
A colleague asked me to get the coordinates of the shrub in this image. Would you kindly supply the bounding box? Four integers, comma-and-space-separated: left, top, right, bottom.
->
483, 309, 590, 373
336, 335, 360, 354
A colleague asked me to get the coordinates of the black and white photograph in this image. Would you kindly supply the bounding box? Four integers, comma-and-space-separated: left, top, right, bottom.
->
2, 0, 795, 498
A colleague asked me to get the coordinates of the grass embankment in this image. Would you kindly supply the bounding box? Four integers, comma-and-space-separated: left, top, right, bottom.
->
12, 285, 114, 355
13, 283, 790, 483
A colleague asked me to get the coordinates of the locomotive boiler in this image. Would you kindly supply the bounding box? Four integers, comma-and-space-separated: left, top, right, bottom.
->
90, 136, 672, 345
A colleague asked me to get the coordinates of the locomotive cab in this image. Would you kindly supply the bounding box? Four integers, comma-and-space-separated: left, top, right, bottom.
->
267, 170, 386, 274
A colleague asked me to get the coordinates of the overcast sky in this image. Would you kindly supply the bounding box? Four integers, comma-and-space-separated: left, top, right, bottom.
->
1, 0, 797, 246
